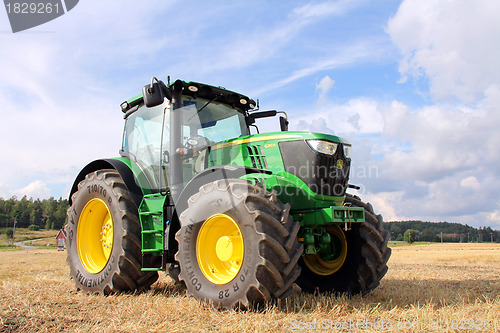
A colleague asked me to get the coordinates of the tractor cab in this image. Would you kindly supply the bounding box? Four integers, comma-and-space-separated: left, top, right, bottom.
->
120, 91, 250, 194
120, 79, 288, 198
120, 81, 255, 193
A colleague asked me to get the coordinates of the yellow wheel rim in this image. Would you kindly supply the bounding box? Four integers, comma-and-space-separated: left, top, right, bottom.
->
77, 198, 114, 274
303, 225, 347, 276
196, 214, 244, 285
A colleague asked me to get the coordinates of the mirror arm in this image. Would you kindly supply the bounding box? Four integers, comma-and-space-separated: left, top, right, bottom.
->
277, 111, 288, 120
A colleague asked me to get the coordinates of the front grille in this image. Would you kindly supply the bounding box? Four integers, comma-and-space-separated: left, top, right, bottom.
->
279, 140, 350, 197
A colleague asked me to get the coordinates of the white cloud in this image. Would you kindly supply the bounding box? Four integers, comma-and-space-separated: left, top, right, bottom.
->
14, 180, 51, 199
292, 0, 364, 20
383, 100, 500, 220
380, 102, 488, 181
386, 0, 500, 103
0, 1, 181, 199
488, 210, 500, 227
460, 176, 481, 191
293, 90, 500, 228
291, 96, 384, 135
316, 75, 335, 100
199, 0, 368, 76
331, 0, 500, 228
363, 191, 404, 222
252, 38, 390, 96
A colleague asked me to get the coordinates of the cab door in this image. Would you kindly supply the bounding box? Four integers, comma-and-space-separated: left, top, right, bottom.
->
122, 100, 170, 193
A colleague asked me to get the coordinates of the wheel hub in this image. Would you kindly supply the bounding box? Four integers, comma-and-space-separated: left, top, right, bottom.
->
100, 221, 113, 258
215, 235, 243, 262
196, 214, 244, 285
77, 198, 114, 274
303, 225, 347, 276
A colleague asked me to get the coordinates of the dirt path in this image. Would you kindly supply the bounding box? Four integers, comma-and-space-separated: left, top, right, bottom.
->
0, 235, 14, 247
0, 235, 48, 249
13, 239, 44, 249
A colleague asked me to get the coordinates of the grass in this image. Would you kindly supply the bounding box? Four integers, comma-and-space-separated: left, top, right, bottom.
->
9, 228, 59, 242
0, 243, 499, 332
388, 241, 438, 247
0, 228, 59, 249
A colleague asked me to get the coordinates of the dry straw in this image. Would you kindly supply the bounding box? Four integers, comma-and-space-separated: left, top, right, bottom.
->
0, 243, 499, 332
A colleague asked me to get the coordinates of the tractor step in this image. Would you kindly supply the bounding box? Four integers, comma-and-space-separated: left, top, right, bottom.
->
139, 194, 166, 271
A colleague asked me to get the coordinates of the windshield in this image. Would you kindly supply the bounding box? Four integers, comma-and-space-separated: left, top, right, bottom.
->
180, 96, 249, 144
121, 96, 248, 191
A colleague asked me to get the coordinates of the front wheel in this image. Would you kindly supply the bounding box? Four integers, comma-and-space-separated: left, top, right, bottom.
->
175, 179, 303, 309
295, 194, 391, 294
65, 169, 158, 294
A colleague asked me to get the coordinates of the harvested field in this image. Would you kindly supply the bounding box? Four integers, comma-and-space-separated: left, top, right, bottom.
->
0, 243, 499, 332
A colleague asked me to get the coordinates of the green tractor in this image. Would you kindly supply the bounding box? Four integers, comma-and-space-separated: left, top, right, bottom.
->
65, 77, 391, 308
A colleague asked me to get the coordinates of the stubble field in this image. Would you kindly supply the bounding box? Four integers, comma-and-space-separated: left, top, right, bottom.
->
0, 243, 499, 332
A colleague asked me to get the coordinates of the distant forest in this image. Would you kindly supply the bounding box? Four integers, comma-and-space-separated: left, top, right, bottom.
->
385, 220, 500, 243
1, 196, 499, 243
0, 196, 68, 230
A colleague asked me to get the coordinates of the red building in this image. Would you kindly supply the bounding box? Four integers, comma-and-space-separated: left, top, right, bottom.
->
55, 229, 67, 251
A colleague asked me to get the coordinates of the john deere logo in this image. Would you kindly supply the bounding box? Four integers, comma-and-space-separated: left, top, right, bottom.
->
336, 160, 343, 169
3, 0, 79, 33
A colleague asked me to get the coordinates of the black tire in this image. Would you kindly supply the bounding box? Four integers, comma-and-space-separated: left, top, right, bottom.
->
175, 179, 302, 309
296, 194, 391, 294
65, 169, 158, 294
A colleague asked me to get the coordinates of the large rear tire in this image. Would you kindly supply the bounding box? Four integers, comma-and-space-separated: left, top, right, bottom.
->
296, 194, 391, 294
65, 169, 158, 294
175, 179, 302, 309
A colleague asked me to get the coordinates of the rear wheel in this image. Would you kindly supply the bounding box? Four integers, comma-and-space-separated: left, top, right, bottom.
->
175, 179, 302, 309
65, 169, 158, 294
296, 194, 391, 294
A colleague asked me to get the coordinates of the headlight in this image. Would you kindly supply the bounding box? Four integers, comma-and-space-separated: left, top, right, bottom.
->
306, 140, 338, 156
343, 145, 351, 158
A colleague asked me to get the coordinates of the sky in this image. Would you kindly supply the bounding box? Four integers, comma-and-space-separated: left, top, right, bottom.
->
1, 0, 499, 229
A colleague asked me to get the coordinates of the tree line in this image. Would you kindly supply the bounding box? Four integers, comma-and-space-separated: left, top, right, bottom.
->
385, 220, 500, 243
2, 196, 499, 243
0, 196, 69, 230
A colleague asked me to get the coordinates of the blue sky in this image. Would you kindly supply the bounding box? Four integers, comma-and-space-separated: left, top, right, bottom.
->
1, 0, 499, 229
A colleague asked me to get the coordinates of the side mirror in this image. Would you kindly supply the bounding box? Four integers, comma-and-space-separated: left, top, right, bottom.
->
279, 116, 289, 131
246, 110, 277, 126
142, 78, 172, 108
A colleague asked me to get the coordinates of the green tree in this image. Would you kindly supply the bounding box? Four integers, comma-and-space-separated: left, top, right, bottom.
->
5, 227, 14, 238
28, 224, 40, 231
421, 229, 434, 242
52, 204, 67, 230
45, 218, 53, 230
11, 196, 31, 227
30, 199, 43, 226
404, 229, 417, 244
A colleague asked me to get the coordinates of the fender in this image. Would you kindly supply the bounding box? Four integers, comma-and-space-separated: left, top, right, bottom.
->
68, 159, 143, 208
173, 165, 272, 216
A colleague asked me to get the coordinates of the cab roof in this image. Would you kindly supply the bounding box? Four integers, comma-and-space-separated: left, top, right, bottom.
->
120, 79, 256, 113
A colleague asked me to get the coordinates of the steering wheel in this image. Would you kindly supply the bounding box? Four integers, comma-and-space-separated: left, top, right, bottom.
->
185, 135, 213, 153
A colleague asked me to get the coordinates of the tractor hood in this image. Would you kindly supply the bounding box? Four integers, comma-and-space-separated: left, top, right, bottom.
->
209, 131, 353, 203
211, 131, 350, 150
